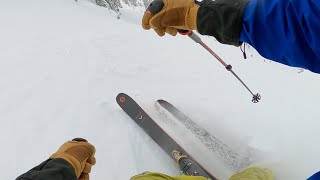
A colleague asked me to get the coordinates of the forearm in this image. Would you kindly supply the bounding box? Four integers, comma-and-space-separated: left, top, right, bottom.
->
240, 0, 320, 73
16, 158, 77, 180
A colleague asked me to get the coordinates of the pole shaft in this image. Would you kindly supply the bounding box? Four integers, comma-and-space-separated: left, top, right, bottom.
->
187, 31, 258, 99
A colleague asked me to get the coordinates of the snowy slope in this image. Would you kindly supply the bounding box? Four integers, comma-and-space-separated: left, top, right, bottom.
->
1, 0, 320, 179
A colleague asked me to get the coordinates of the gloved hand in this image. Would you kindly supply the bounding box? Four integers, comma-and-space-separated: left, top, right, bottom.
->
142, 0, 199, 36
50, 138, 96, 180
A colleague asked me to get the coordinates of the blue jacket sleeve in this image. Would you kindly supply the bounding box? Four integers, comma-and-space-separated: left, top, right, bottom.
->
240, 0, 320, 73
308, 171, 320, 180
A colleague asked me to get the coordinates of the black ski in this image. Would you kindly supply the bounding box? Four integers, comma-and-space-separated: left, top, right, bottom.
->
116, 93, 217, 180
157, 99, 251, 171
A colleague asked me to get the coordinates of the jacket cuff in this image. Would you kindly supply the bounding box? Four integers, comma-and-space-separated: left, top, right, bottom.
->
197, 0, 250, 46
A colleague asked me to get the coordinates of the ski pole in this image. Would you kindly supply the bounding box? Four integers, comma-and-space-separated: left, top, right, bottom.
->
179, 30, 261, 103
146, 0, 261, 103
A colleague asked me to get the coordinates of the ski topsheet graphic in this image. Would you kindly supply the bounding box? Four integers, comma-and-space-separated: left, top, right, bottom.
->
116, 93, 217, 180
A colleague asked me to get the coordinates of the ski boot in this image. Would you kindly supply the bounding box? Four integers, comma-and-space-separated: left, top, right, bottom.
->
171, 150, 211, 179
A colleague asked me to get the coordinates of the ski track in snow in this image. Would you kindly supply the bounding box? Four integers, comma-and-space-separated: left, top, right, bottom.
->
1, 0, 320, 179
155, 101, 254, 172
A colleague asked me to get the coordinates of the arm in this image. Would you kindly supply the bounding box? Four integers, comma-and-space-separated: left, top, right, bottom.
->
143, 0, 320, 74
197, 0, 320, 73
16, 138, 96, 180
240, 0, 320, 73
16, 159, 77, 180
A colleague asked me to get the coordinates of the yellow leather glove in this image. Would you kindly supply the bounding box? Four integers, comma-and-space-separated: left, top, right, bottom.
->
50, 138, 96, 180
142, 0, 199, 36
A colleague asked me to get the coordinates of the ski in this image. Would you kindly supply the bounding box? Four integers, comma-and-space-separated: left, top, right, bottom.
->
116, 93, 217, 180
156, 99, 251, 171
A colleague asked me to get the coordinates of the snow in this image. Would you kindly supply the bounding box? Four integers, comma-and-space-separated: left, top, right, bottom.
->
1, 0, 320, 179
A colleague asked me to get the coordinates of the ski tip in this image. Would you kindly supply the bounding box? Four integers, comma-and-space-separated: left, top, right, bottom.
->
157, 99, 170, 106
116, 93, 128, 104
157, 99, 165, 104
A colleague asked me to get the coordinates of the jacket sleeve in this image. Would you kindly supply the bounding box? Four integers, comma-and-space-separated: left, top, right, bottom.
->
308, 171, 320, 180
196, 0, 249, 46
16, 158, 77, 180
240, 0, 320, 73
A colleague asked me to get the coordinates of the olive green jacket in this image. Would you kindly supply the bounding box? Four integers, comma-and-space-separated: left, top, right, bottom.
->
131, 172, 207, 180
131, 167, 274, 180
